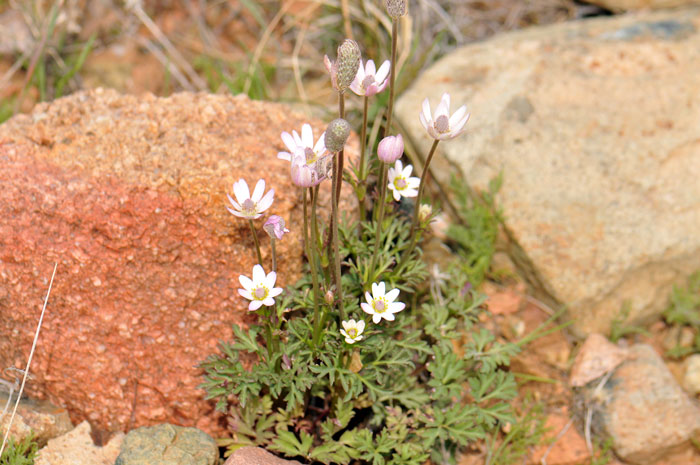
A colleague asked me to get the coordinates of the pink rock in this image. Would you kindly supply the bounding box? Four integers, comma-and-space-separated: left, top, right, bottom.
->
224, 447, 303, 465
569, 333, 629, 387
0, 88, 355, 437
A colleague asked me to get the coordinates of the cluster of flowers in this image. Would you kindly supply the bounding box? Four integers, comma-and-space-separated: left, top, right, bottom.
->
225, 37, 470, 347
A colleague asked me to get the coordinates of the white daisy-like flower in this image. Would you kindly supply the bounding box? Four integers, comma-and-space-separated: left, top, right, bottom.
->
277, 123, 327, 165
350, 59, 390, 97
226, 179, 274, 220
387, 160, 420, 202
419, 93, 470, 140
340, 319, 366, 344
238, 264, 283, 311
361, 282, 405, 324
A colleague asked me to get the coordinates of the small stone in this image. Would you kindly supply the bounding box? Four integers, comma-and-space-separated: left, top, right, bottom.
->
0, 392, 73, 447
570, 333, 629, 387
35, 421, 123, 465
115, 424, 217, 465
223, 447, 303, 465
683, 354, 700, 395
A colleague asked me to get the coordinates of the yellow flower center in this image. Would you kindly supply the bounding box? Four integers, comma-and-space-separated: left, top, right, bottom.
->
394, 177, 407, 190
373, 299, 386, 313
347, 328, 357, 338
254, 286, 268, 300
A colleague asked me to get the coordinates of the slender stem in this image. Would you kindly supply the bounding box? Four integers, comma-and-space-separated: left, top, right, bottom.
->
358, 95, 369, 224
264, 311, 274, 359
396, 139, 440, 274
270, 238, 277, 272
368, 163, 389, 283
310, 186, 324, 348
334, 92, 345, 206
331, 157, 345, 322
248, 219, 263, 265
384, 19, 398, 135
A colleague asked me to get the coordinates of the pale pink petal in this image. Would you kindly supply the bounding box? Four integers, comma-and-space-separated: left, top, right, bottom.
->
356, 320, 366, 333
226, 193, 241, 211
401, 188, 418, 198
262, 297, 275, 306
257, 189, 274, 212
350, 79, 364, 96
239, 274, 254, 290
376, 282, 386, 296
249, 300, 264, 311
449, 105, 468, 129
345, 336, 357, 344
341, 320, 351, 332
385, 288, 400, 302
313, 132, 327, 155
364, 291, 373, 305
292, 130, 303, 147
403, 164, 413, 177
238, 288, 253, 300
281, 132, 297, 152
233, 179, 250, 204
394, 159, 404, 173
383, 312, 395, 321
366, 59, 376, 77
252, 179, 266, 202
269, 287, 283, 298
375, 60, 390, 83
227, 207, 248, 218
389, 301, 406, 313
421, 98, 433, 126
278, 151, 293, 161
361, 302, 373, 314
453, 113, 471, 134
265, 270, 277, 287
435, 94, 450, 119
372, 314, 382, 324
371, 282, 381, 298
252, 264, 266, 283
301, 124, 313, 148
390, 188, 401, 202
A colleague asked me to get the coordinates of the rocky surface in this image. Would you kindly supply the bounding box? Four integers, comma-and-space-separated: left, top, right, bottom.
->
115, 423, 217, 465
586, 0, 700, 12
0, 88, 356, 436
0, 392, 73, 447
223, 447, 304, 465
683, 354, 700, 395
396, 8, 700, 335
569, 333, 629, 387
578, 344, 700, 464
34, 421, 123, 465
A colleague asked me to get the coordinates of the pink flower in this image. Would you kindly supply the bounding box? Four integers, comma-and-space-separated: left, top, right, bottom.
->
350, 59, 390, 97
263, 215, 290, 240
226, 179, 274, 219
419, 93, 470, 140
377, 134, 404, 164
290, 154, 333, 187
278, 124, 327, 164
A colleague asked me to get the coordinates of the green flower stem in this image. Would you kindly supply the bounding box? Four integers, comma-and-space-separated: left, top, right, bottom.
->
369, 162, 389, 283
396, 139, 440, 274
357, 95, 369, 224
331, 154, 345, 322
385, 19, 398, 135
248, 219, 263, 265
270, 238, 277, 272
310, 186, 324, 348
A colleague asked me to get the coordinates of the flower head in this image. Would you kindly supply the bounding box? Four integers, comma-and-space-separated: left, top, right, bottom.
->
238, 264, 283, 311
419, 93, 470, 140
377, 134, 404, 164
263, 215, 289, 240
350, 59, 390, 97
278, 123, 327, 164
324, 118, 351, 153
290, 154, 333, 187
227, 179, 274, 219
387, 160, 420, 201
361, 282, 405, 324
340, 319, 366, 344
385, 0, 407, 18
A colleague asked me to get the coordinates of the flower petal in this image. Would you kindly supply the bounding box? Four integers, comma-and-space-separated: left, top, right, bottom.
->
345, 336, 357, 344
372, 314, 382, 324
281, 132, 297, 152
265, 270, 277, 287
262, 297, 275, 306
383, 312, 395, 321
449, 105, 468, 129
257, 189, 275, 213
252, 179, 266, 202
403, 164, 413, 177
421, 98, 433, 126
238, 288, 253, 300
364, 291, 373, 305
278, 151, 293, 161
361, 302, 373, 314
376, 60, 390, 83
301, 123, 313, 148
226, 193, 241, 211
239, 274, 253, 290
313, 132, 327, 155
249, 300, 263, 311
226, 207, 248, 218
366, 59, 376, 77
341, 320, 351, 331
385, 288, 400, 302
233, 179, 250, 204
391, 188, 401, 202
435, 94, 450, 119
377, 282, 386, 296
389, 301, 406, 313
269, 287, 283, 298
252, 264, 266, 283
356, 320, 366, 333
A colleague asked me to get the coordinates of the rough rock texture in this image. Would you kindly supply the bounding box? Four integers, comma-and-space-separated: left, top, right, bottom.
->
586, 0, 700, 12
0, 392, 73, 447
223, 447, 303, 465
683, 354, 700, 395
396, 8, 700, 335
569, 333, 629, 387
0, 88, 356, 436
114, 423, 217, 465
35, 421, 123, 465
579, 344, 700, 464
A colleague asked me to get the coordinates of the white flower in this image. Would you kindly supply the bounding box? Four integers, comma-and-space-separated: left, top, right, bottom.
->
387, 160, 420, 202
419, 93, 470, 140
226, 179, 274, 220
361, 282, 405, 324
278, 123, 327, 164
340, 319, 366, 344
350, 59, 390, 97
238, 264, 283, 311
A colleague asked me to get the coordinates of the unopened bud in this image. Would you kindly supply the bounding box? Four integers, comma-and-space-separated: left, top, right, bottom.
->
377, 134, 404, 163
385, 0, 407, 18
324, 118, 351, 153
418, 204, 432, 224
335, 39, 361, 92
324, 290, 335, 305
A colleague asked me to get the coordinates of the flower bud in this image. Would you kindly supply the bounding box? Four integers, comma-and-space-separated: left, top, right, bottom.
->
385, 0, 407, 18
263, 215, 289, 240
377, 134, 404, 163
324, 290, 334, 305
335, 39, 361, 92
324, 118, 351, 153
418, 204, 432, 224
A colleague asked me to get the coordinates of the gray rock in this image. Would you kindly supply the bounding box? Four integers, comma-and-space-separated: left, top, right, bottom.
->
0, 392, 73, 447
35, 421, 123, 465
115, 423, 218, 465
223, 447, 303, 465
396, 8, 700, 335
578, 344, 700, 464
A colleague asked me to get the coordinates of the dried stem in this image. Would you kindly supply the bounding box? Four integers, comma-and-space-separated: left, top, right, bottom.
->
248, 220, 263, 266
